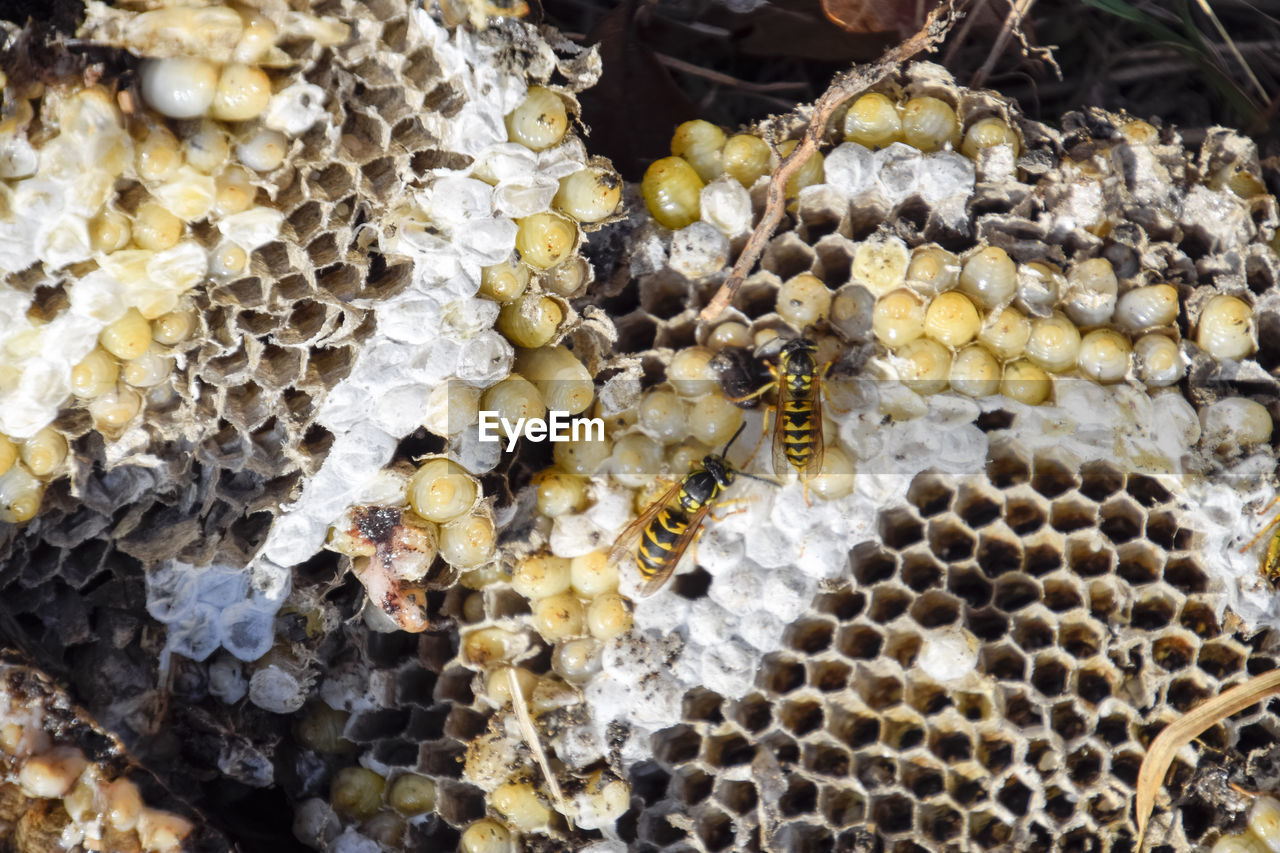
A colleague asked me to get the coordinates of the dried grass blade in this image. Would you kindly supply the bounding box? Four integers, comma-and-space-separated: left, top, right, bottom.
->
1136, 667, 1280, 846
505, 665, 573, 829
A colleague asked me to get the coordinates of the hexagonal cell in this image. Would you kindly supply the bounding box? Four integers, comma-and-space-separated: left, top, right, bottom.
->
977, 532, 1024, 577
695, 807, 734, 851
883, 630, 922, 667
1050, 700, 1088, 739
1005, 492, 1049, 535
900, 551, 945, 592
856, 752, 898, 789
928, 726, 973, 763
808, 658, 852, 692
966, 608, 1011, 641
836, 623, 885, 660
880, 506, 925, 549
1031, 453, 1081, 499
1024, 540, 1063, 576
852, 667, 904, 710
655, 725, 702, 764
906, 679, 951, 716
851, 542, 899, 585
1099, 496, 1144, 544
706, 732, 754, 769
1066, 536, 1114, 577
814, 587, 866, 621
921, 802, 965, 842
1050, 496, 1097, 533
1167, 674, 1213, 711
950, 566, 993, 608
869, 586, 913, 623
683, 688, 724, 723
675, 767, 714, 805
882, 707, 927, 750
901, 759, 946, 798
1066, 745, 1103, 785
786, 616, 835, 654
955, 690, 994, 722
955, 483, 1003, 529
734, 693, 774, 733
986, 439, 1031, 488
948, 763, 989, 807
1131, 592, 1177, 630
821, 787, 866, 826
1075, 664, 1114, 705
928, 518, 977, 562
871, 793, 916, 835
1086, 577, 1121, 619
715, 778, 758, 814
1179, 599, 1221, 635
1153, 631, 1198, 671
1057, 618, 1103, 657
779, 699, 825, 737
909, 590, 961, 628
1043, 575, 1084, 613
804, 741, 851, 777
993, 575, 1041, 611
1197, 641, 1246, 679
976, 736, 1014, 773
982, 642, 1028, 681
1079, 460, 1125, 501
1126, 473, 1173, 507
1030, 653, 1070, 697
997, 776, 1034, 816
1164, 555, 1210, 593
1144, 509, 1180, 550
760, 653, 806, 695
829, 705, 880, 749
907, 472, 955, 517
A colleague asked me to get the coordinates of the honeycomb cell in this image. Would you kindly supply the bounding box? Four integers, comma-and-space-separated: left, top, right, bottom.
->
1031, 455, 1080, 498
853, 669, 904, 710
734, 693, 774, 732
901, 552, 944, 591
1197, 641, 1246, 678
869, 587, 913, 623
1058, 619, 1102, 657
786, 617, 834, 653
1050, 700, 1088, 739
1005, 493, 1048, 534
716, 779, 758, 815
1043, 575, 1084, 612
977, 533, 1023, 577
1050, 496, 1097, 533
994, 575, 1040, 611
695, 808, 734, 851
1078, 461, 1125, 501
928, 519, 977, 562
1099, 497, 1144, 545
851, 544, 899, 585
779, 699, 824, 736
901, 759, 946, 798
675, 768, 713, 805
908, 590, 961, 628
706, 733, 754, 768
1164, 556, 1209, 593
808, 658, 851, 691
1030, 654, 1070, 696
880, 507, 925, 549
907, 473, 954, 516
804, 741, 851, 776
871, 793, 916, 834
998, 777, 1034, 816
761, 654, 806, 695
950, 567, 994, 607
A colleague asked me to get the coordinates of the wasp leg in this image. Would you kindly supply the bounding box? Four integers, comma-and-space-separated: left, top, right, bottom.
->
709, 497, 754, 523
743, 406, 774, 468
1240, 495, 1280, 553
725, 363, 780, 404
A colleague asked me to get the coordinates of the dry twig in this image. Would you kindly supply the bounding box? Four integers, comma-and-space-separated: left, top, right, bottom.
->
698, 2, 960, 323
1134, 667, 1280, 849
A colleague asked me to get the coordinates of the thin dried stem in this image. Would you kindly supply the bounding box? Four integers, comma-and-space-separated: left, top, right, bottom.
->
971, 0, 1038, 87
504, 665, 574, 829
698, 2, 960, 324
1135, 667, 1280, 849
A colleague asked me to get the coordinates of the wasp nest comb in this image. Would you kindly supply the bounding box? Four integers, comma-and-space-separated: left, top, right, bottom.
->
3, 8, 1280, 853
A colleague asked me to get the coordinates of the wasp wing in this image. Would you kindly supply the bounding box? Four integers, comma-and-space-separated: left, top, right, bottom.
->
606, 477, 686, 568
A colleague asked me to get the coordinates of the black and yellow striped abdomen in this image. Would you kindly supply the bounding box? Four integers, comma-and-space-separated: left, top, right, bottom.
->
635, 471, 720, 580
780, 370, 817, 469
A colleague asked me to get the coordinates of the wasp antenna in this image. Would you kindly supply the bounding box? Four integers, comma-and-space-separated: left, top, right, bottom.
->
721, 420, 749, 456
741, 471, 782, 487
